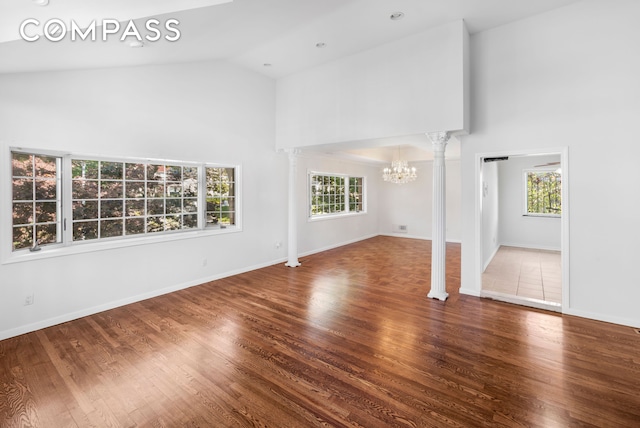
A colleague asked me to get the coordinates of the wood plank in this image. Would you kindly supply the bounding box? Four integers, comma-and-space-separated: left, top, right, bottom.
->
1, 236, 639, 427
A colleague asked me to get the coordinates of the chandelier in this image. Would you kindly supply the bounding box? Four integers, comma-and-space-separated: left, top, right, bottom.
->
382, 160, 417, 184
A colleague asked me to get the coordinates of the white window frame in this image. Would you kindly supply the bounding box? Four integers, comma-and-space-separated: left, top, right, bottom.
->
523, 168, 561, 218
308, 171, 366, 221
2, 146, 242, 264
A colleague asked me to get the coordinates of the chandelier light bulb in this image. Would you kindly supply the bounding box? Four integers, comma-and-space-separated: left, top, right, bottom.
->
382, 160, 417, 184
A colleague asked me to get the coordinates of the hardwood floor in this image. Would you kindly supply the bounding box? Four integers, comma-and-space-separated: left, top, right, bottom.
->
1, 236, 639, 427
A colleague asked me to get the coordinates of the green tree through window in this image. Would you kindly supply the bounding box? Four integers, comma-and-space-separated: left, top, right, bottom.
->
310, 173, 364, 217
526, 170, 561, 215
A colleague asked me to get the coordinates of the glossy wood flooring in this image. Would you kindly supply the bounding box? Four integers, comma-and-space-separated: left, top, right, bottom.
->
1, 236, 639, 427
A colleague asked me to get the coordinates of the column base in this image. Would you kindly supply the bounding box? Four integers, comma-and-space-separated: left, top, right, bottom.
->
285, 261, 301, 268
427, 290, 449, 301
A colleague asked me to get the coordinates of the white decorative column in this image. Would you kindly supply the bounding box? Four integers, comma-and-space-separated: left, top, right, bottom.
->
427, 131, 450, 300
285, 149, 301, 267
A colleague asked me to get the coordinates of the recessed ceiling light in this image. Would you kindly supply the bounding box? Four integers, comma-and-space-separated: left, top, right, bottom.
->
263, 63, 272, 67
390, 12, 404, 21
32, 0, 49, 5
316, 42, 326, 48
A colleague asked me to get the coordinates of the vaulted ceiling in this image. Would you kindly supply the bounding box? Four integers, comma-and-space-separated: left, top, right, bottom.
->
0, 0, 581, 161
1, 0, 580, 77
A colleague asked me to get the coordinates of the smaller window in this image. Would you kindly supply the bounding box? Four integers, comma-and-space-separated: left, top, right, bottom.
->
11, 152, 62, 251
524, 169, 561, 216
205, 167, 236, 228
309, 173, 365, 218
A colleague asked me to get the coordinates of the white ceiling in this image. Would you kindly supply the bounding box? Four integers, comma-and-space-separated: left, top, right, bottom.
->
0, 0, 580, 162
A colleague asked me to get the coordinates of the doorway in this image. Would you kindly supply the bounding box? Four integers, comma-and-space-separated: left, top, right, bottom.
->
477, 148, 569, 312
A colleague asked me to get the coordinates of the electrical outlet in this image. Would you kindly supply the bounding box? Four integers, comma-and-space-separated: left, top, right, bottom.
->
275, 241, 282, 249
24, 293, 34, 306
202, 259, 208, 267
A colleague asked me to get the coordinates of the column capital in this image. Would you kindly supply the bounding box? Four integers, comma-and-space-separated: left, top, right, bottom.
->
283, 148, 301, 157
427, 131, 450, 151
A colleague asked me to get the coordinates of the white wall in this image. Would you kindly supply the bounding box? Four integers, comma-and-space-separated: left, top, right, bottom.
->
276, 21, 469, 149
378, 159, 461, 242
481, 161, 499, 270
0, 61, 289, 340
498, 155, 561, 250
0, 60, 390, 340
460, 0, 640, 327
295, 154, 380, 255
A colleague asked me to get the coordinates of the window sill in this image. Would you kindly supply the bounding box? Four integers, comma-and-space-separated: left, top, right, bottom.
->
2, 226, 241, 265
308, 211, 366, 222
522, 214, 561, 218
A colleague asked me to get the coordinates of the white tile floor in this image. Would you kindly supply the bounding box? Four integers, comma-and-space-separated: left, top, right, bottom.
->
482, 246, 562, 304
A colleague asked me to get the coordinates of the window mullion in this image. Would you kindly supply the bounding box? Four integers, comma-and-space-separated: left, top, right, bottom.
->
62, 155, 73, 246
198, 165, 205, 230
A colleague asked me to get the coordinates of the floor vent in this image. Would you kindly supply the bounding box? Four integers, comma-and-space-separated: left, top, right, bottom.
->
633, 328, 640, 335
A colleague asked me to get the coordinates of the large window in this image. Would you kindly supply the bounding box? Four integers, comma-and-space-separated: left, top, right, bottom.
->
10, 149, 239, 253
524, 170, 561, 216
309, 173, 365, 218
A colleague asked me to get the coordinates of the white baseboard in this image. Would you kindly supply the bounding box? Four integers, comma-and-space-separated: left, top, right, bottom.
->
563, 307, 640, 329
483, 244, 500, 272
499, 242, 561, 252
299, 234, 378, 258
0, 257, 288, 341
458, 287, 482, 297
378, 233, 462, 244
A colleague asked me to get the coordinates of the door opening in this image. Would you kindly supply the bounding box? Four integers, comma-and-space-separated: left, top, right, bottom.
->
477, 149, 569, 312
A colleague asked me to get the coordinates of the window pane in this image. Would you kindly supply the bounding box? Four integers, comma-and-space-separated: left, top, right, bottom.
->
165, 215, 181, 231
35, 202, 57, 223
125, 218, 145, 235
35, 156, 57, 178
13, 203, 33, 225
100, 181, 123, 199
73, 200, 99, 220
13, 226, 33, 250
101, 219, 123, 238
100, 162, 123, 180
147, 183, 164, 198
36, 180, 57, 200
184, 180, 198, 197
36, 224, 58, 245
13, 179, 33, 201
184, 199, 197, 213
12, 153, 33, 177
125, 182, 146, 198
148, 165, 164, 181
73, 180, 99, 199
183, 214, 198, 229
72, 160, 99, 179
147, 199, 164, 215
167, 183, 182, 197
74, 221, 98, 241
166, 199, 182, 214
184, 166, 198, 180
125, 199, 145, 217
125, 163, 145, 180
100, 200, 124, 218
147, 216, 164, 233
166, 165, 182, 182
